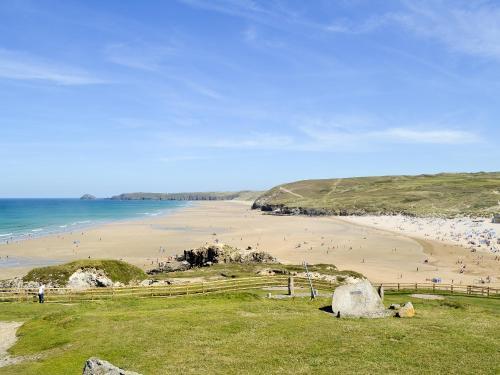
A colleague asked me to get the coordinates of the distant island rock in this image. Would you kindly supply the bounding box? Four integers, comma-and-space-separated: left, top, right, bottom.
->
80, 194, 96, 200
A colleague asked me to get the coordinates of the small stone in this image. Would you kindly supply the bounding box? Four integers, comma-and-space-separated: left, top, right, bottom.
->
82, 357, 142, 375
395, 302, 415, 318
389, 303, 401, 310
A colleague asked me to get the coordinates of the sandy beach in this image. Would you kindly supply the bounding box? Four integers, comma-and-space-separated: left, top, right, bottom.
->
0, 201, 499, 286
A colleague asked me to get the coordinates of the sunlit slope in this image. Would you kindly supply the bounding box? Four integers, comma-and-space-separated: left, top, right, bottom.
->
253, 172, 500, 217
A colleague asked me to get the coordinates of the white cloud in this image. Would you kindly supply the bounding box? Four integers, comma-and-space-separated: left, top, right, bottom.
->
0, 48, 104, 85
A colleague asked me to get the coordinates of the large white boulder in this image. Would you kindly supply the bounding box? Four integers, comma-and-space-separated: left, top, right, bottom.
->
331, 280, 391, 318
82, 357, 141, 375
68, 268, 113, 290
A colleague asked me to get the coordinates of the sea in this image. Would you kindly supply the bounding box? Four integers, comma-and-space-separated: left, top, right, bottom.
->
0, 198, 187, 244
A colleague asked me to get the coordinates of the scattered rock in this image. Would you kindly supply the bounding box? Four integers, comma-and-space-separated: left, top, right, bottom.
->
82, 357, 141, 375
67, 268, 113, 289
257, 269, 276, 276
331, 280, 391, 318
147, 260, 190, 275
0, 277, 24, 289
0, 278, 54, 289
389, 303, 401, 310
395, 302, 415, 318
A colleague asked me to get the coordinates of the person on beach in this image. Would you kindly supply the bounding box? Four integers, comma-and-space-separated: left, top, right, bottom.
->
38, 284, 45, 303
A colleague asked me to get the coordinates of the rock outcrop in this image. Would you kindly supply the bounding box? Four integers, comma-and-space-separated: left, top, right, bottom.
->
180, 244, 277, 268
331, 280, 391, 318
82, 357, 141, 375
67, 268, 113, 289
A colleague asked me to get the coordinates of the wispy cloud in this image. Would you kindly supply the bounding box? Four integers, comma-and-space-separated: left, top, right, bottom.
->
299, 117, 481, 148
0, 48, 104, 85
159, 155, 210, 162
158, 116, 481, 154
178, 0, 325, 33
383, 128, 479, 144
326, 1, 500, 61
396, 1, 500, 60
104, 40, 225, 100
104, 42, 175, 71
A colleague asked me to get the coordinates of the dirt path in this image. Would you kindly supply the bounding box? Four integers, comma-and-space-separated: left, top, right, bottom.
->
0, 321, 23, 368
325, 178, 342, 197
279, 187, 303, 198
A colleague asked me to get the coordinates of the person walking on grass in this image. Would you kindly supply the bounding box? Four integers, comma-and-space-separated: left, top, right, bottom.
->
38, 284, 45, 303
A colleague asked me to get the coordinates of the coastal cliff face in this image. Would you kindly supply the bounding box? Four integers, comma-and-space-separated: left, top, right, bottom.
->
110, 191, 262, 201
252, 172, 500, 218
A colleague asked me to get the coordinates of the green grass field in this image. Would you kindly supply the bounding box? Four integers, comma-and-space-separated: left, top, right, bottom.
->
253, 172, 500, 217
1, 292, 498, 374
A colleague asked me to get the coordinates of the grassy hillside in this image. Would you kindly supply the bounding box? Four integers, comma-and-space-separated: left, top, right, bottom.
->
253, 172, 500, 217
110, 190, 263, 201
23, 260, 146, 286
0, 293, 498, 374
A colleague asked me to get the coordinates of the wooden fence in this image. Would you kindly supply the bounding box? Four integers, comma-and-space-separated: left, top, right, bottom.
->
0, 277, 498, 303
374, 282, 499, 298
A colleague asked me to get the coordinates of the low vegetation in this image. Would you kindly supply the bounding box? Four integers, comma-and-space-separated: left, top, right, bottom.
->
22, 260, 146, 286
0, 292, 498, 374
253, 172, 500, 217
152, 262, 363, 280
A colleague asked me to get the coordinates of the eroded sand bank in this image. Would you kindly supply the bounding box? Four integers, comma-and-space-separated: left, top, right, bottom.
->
0, 201, 498, 286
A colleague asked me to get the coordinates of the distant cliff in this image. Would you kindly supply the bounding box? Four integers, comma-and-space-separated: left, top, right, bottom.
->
110, 191, 262, 201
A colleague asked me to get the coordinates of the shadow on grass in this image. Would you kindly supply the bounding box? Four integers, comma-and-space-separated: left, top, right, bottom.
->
319, 305, 333, 314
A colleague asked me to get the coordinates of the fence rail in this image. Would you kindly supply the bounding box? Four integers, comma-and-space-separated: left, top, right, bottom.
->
374, 282, 499, 298
0, 277, 498, 303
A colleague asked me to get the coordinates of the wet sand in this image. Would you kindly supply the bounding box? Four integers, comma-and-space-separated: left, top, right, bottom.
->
0, 201, 498, 286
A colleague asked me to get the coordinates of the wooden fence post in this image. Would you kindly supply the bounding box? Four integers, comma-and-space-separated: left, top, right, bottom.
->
397, 283, 400, 291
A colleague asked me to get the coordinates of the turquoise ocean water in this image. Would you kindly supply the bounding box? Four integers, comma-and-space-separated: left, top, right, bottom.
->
0, 198, 187, 244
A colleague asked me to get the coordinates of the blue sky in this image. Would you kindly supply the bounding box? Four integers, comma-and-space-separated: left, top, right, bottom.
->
0, 0, 499, 197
